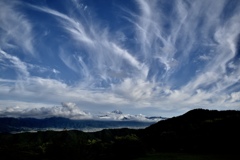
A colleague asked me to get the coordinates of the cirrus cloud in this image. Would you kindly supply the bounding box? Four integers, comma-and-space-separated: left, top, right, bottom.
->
0, 0, 240, 118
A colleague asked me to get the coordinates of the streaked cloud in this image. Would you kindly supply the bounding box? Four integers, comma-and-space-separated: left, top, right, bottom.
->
0, 49, 29, 77
0, 0, 35, 55
0, 0, 239, 118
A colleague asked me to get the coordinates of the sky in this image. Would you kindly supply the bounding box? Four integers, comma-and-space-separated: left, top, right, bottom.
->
0, 0, 240, 118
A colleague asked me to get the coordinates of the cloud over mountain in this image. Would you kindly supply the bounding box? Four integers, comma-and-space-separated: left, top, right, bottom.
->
0, 102, 92, 119
0, 102, 163, 122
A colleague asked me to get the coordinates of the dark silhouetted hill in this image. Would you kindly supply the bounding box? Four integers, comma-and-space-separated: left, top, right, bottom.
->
142, 109, 240, 153
0, 109, 240, 160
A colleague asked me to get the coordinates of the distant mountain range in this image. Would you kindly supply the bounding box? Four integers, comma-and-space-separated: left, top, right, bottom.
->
0, 110, 167, 133
0, 117, 158, 133
96, 110, 167, 121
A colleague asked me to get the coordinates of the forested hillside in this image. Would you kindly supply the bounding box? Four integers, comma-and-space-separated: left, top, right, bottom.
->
0, 109, 239, 160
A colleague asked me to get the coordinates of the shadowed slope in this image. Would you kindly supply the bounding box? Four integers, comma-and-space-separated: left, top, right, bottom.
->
0, 109, 240, 160
142, 109, 240, 153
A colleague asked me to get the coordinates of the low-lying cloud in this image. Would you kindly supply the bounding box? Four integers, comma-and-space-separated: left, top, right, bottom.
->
0, 102, 92, 119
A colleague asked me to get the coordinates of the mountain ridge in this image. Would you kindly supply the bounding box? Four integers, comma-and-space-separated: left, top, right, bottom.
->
0, 109, 240, 159
0, 116, 156, 133
142, 108, 240, 153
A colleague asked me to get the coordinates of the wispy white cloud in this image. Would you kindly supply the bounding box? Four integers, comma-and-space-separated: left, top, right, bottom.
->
182, 1, 240, 95
199, 54, 211, 61
0, 0, 35, 55
30, 3, 148, 82
0, 49, 29, 77
229, 92, 240, 103
59, 48, 80, 74
29, 4, 94, 45
0, 0, 240, 118
0, 49, 60, 79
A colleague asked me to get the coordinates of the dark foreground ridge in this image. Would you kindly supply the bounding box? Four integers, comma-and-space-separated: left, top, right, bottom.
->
0, 109, 240, 160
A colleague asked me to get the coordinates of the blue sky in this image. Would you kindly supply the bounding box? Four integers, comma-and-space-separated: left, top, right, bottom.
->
0, 0, 240, 118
